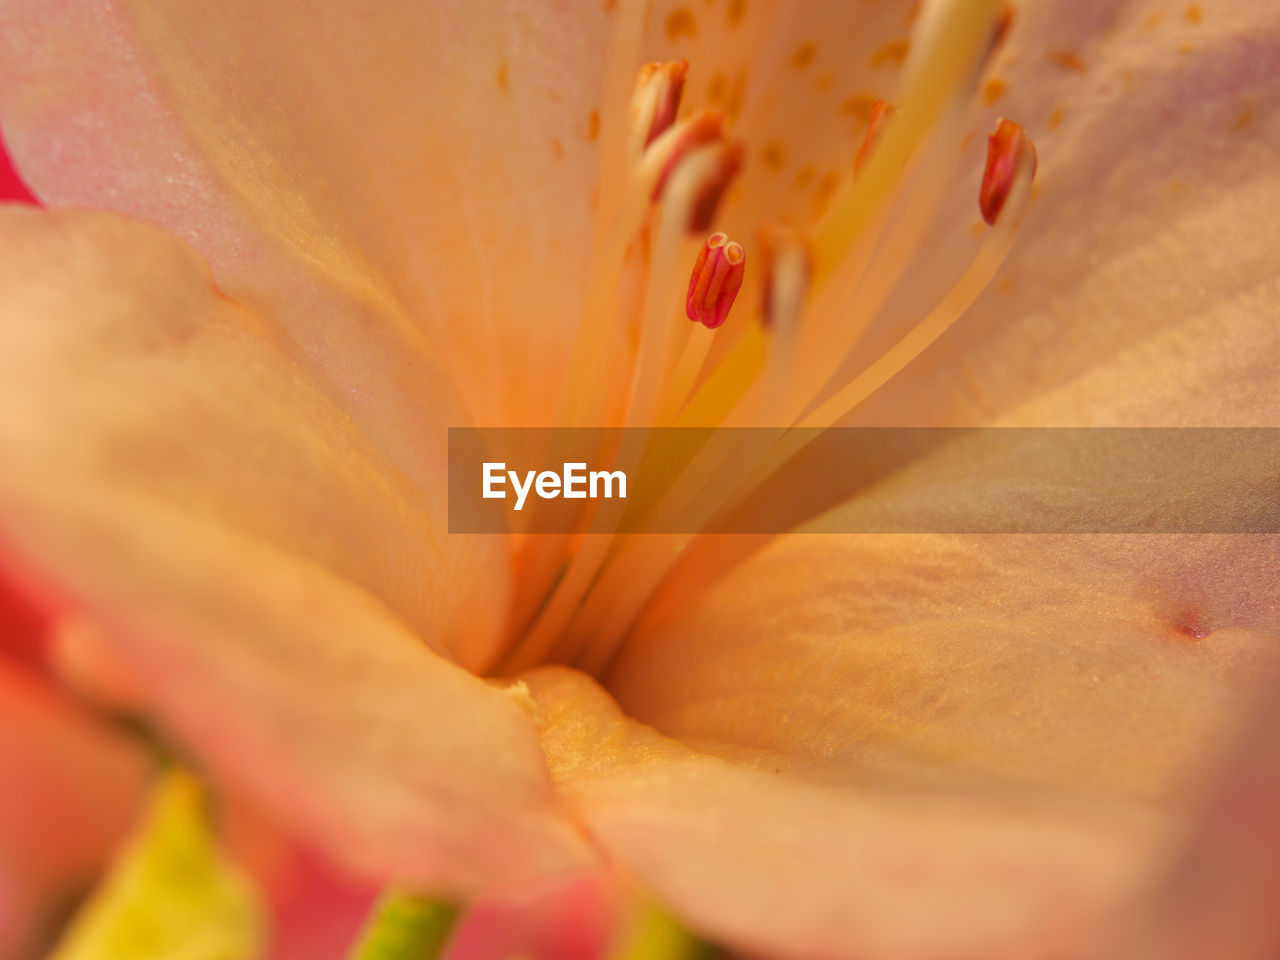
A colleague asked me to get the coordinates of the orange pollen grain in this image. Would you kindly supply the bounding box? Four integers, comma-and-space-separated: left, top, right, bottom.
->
1047, 48, 1087, 72
792, 42, 817, 69
667, 7, 698, 41
871, 40, 910, 68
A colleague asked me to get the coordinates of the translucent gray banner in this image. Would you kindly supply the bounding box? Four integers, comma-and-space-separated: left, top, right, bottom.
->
448, 428, 1280, 534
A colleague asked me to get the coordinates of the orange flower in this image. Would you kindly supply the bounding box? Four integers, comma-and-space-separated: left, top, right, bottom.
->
0, 0, 1277, 956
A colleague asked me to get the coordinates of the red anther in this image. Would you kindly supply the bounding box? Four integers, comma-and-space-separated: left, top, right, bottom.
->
686, 232, 746, 329
686, 140, 744, 233
756, 222, 812, 329
650, 110, 728, 202
855, 99, 898, 175
631, 59, 689, 149
979, 117, 1037, 225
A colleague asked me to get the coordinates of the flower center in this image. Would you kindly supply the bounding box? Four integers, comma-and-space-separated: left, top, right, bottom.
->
495, 0, 1035, 678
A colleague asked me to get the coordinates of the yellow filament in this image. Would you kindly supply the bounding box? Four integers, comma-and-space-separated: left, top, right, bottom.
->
814, 0, 1006, 273
503, 149, 720, 672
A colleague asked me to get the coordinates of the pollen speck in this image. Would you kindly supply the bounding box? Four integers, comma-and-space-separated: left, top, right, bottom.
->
813, 170, 840, 216
1047, 104, 1066, 130
1184, 3, 1203, 24
667, 7, 698, 41
587, 110, 600, 141
871, 40, 910, 68
794, 165, 815, 188
760, 141, 786, 172
841, 94, 876, 124
727, 0, 747, 26
1047, 48, 1087, 72
1233, 105, 1254, 131
496, 61, 509, 91
1167, 178, 1185, 196
550, 137, 565, 159
708, 72, 727, 103
983, 77, 1007, 105
1143, 10, 1163, 29
792, 42, 817, 69
816, 71, 835, 91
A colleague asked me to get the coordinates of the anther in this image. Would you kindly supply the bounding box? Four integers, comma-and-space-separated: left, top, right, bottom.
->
686, 232, 746, 329
757, 223, 812, 329
630, 60, 689, 157
855, 99, 898, 175
685, 140, 744, 232
645, 111, 729, 201
979, 117, 1037, 225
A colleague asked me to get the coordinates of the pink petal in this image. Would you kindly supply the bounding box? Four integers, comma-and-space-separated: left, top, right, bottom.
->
0, 662, 146, 960
0, 0, 612, 427
850, 0, 1280, 427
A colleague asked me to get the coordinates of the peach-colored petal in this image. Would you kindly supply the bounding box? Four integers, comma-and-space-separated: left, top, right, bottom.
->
613, 535, 1278, 805
0, 0, 612, 426
0, 207, 591, 894
851, 0, 1280, 427
526, 666, 1167, 960
1105, 664, 1280, 960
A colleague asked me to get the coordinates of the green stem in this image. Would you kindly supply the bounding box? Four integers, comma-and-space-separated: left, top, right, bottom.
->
346, 892, 458, 960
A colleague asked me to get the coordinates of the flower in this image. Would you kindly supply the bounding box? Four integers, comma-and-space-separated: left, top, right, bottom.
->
0, 0, 1278, 957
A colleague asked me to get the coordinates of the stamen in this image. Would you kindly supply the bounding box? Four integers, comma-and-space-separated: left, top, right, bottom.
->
980, 118, 1037, 225
645, 110, 729, 202
508, 0, 1044, 681
814, 0, 1009, 270
757, 223, 810, 330
686, 232, 746, 329
630, 60, 690, 158
854, 100, 898, 176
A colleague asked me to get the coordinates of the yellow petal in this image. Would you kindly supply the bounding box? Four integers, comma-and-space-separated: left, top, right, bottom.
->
50, 770, 264, 960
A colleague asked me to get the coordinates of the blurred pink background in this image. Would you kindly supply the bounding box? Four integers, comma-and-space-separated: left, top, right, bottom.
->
0, 132, 36, 204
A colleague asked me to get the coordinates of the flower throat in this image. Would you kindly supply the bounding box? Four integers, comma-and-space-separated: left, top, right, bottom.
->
495, 0, 1037, 678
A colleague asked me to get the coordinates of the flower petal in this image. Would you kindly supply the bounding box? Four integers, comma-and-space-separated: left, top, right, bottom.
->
525, 666, 1165, 960
1107, 665, 1280, 959
851, 0, 1280, 427
611, 534, 1278, 805
0, 662, 146, 960
0, 208, 591, 892
0, 0, 612, 426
